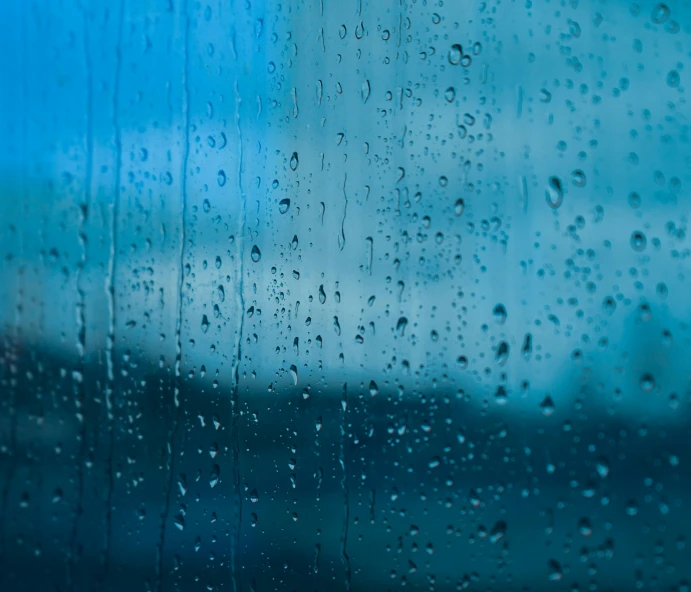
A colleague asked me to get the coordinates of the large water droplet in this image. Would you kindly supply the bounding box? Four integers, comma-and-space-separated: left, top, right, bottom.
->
630, 230, 647, 251
545, 176, 563, 209
448, 44, 463, 65
547, 559, 563, 581
571, 169, 586, 187
602, 296, 616, 315
595, 457, 610, 478
578, 517, 592, 537
493, 303, 507, 324
640, 372, 655, 392
251, 245, 262, 262
521, 333, 532, 359
540, 395, 555, 417
651, 3, 670, 23
489, 520, 506, 543
495, 341, 509, 365
495, 385, 508, 405
666, 70, 680, 88
209, 464, 220, 488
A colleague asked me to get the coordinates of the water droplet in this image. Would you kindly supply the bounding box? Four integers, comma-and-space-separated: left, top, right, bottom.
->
666, 70, 680, 88
361, 79, 371, 103
495, 385, 508, 405
217, 170, 227, 187
201, 315, 209, 333
290, 152, 299, 171
540, 395, 555, 417
637, 302, 652, 322
318, 284, 326, 304
289, 365, 298, 385
355, 21, 365, 39
547, 559, 563, 581
571, 169, 586, 187
251, 245, 262, 262
209, 464, 220, 488
595, 457, 610, 478
396, 317, 408, 336
602, 296, 616, 315
217, 285, 225, 303
651, 3, 670, 23
369, 380, 379, 396
578, 517, 592, 537
448, 44, 463, 65
454, 198, 465, 216
444, 87, 456, 102
493, 303, 507, 324
519, 336, 531, 362
626, 500, 639, 516
495, 341, 509, 365
640, 372, 655, 392
665, 19, 680, 33
545, 176, 563, 209
278, 198, 291, 214
489, 520, 506, 543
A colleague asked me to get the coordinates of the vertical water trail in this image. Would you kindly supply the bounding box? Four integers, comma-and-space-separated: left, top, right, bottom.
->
157, 1, 190, 589
338, 173, 348, 251
230, 77, 247, 592
340, 382, 351, 591
102, 0, 125, 581
68, 5, 93, 587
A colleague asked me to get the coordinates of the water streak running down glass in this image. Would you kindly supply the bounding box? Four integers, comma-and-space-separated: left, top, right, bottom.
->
0, 0, 690, 590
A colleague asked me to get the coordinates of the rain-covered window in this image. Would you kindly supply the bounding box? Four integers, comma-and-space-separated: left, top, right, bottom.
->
1, 0, 689, 590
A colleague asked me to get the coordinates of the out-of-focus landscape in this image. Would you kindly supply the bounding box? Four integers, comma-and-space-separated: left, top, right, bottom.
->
1, 0, 690, 590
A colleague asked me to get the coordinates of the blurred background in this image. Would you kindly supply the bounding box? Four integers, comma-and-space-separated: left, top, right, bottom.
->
1, 0, 690, 590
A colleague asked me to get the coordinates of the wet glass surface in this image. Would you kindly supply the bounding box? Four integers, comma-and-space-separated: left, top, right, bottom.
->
1, 0, 690, 590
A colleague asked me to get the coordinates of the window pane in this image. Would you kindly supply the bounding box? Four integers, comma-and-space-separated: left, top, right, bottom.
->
1, 0, 689, 590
